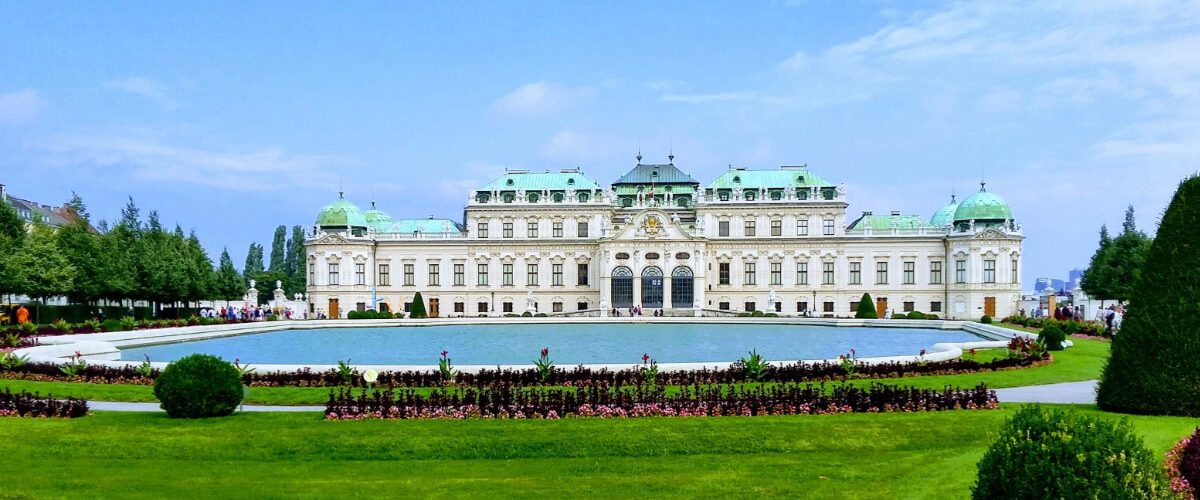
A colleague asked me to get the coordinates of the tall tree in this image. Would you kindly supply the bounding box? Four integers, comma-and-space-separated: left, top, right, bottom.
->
0, 200, 26, 302
56, 217, 103, 304
10, 221, 76, 316
215, 248, 244, 301
244, 243, 264, 277
284, 225, 305, 291
184, 231, 216, 307
1106, 206, 1153, 303
65, 192, 89, 223
1098, 176, 1200, 416
1080, 225, 1113, 303
268, 225, 287, 273
119, 196, 142, 235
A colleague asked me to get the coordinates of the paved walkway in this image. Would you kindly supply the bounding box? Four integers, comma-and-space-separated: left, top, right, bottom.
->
84, 380, 1100, 412
994, 380, 1097, 405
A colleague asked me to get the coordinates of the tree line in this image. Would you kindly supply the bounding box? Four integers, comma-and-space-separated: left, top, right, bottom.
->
1080, 206, 1153, 305
0, 194, 307, 313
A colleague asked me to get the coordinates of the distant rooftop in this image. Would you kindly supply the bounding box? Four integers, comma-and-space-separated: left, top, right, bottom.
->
613, 163, 698, 185
480, 169, 602, 191
707, 166, 834, 189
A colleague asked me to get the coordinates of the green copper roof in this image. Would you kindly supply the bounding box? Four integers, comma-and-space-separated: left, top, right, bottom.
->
613, 164, 698, 185
846, 213, 928, 233
707, 167, 833, 189
363, 202, 394, 233
376, 218, 464, 234
481, 171, 601, 191
954, 184, 1013, 222
315, 195, 368, 228
929, 195, 960, 227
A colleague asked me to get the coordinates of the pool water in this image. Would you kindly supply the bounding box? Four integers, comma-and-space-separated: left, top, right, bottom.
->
119, 323, 983, 365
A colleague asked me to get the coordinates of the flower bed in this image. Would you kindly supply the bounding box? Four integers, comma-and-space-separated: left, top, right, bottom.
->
0, 317, 247, 339
0, 389, 89, 418
324, 383, 998, 420
1166, 428, 1200, 500
1002, 316, 1109, 337
0, 351, 1048, 388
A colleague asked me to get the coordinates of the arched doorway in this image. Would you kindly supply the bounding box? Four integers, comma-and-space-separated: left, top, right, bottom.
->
671, 266, 694, 308
611, 266, 633, 308
641, 266, 664, 308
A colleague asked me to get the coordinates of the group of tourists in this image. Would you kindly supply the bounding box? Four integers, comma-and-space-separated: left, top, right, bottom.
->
610, 305, 666, 317
214, 305, 303, 321
1020, 303, 1125, 335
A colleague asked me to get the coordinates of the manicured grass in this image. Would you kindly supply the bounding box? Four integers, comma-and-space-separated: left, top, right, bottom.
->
0, 339, 1110, 405
0, 404, 1194, 498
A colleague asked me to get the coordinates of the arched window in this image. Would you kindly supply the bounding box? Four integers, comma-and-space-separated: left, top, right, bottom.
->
675, 195, 690, 207
577, 192, 589, 202
611, 266, 634, 308
506, 179, 515, 186
733, 176, 741, 184
770, 191, 782, 200
745, 191, 756, 201
552, 192, 564, 203
567, 178, 575, 185
671, 266, 694, 308
641, 266, 663, 308
502, 193, 515, 203
475, 192, 491, 203
527, 192, 540, 203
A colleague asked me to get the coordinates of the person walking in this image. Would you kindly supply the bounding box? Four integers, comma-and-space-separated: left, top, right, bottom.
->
15, 305, 29, 324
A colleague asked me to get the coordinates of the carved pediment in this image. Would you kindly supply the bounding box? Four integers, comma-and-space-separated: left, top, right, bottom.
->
608, 209, 697, 241
314, 233, 349, 245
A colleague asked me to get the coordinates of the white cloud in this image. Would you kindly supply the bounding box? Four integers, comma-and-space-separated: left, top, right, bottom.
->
492, 81, 593, 116
35, 133, 346, 191
538, 130, 623, 164
0, 89, 44, 126
104, 77, 179, 110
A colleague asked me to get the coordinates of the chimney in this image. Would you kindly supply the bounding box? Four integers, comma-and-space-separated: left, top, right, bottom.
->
862, 210, 873, 216
891, 210, 901, 216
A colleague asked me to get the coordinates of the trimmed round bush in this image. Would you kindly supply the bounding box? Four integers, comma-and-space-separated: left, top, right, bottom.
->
1038, 323, 1067, 351
973, 406, 1172, 499
855, 293, 877, 319
153, 354, 244, 418
980, 315, 992, 324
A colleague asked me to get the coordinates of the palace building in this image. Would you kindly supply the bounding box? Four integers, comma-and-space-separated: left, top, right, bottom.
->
305, 159, 1022, 319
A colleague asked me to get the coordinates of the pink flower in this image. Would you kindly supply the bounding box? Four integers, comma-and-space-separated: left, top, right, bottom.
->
919, 349, 926, 356
541, 347, 549, 358
642, 353, 650, 363
440, 350, 448, 358
74, 351, 82, 358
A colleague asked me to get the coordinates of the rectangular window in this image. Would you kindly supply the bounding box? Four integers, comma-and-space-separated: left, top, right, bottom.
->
527, 263, 539, 286
719, 191, 729, 201
308, 263, 315, 284
771, 219, 782, 236
797, 219, 809, 236
527, 221, 538, 238
850, 301, 859, 313
502, 302, 513, 313
984, 259, 996, 283
355, 263, 366, 285
719, 221, 730, 237
823, 301, 834, 313
379, 264, 390, 286
477, 222, 488, 238
719, 262, 730, 285
477, 263, 488, 286
477, 302, 488, 313
577, 302, 588, 311
454, 302, 465, 313
577, 263, 589, 286
744, 302, 756, 312
553, 221, 563, 238
823, 218, 835, 235
770, 262, 782, 285
903, 261, 915, 285
930, 301, 942, 312
797, 301, 808, 312
775, 301, 783, 313
1011, 259, 1018, 283
744, 220, 756, 237
849, 262, 861, 285
503, 263, 513, 286
454, 264, 465, 286
930, 261, 943, 285
718, 302, 730, 310
956, 259, 967, 284
797, 262, 808, 285
503, 222, 513, 238
428, 263, 440, 286
403, 263, 414, 286
552, 302, 563, 313
577, 221, 588, 238
822, 262, 835, 285
744, 262, 756, 285
552, 263, 563, 286
876, 261, 888, 285
903, 301, 914, 312
328, 263, 339, 285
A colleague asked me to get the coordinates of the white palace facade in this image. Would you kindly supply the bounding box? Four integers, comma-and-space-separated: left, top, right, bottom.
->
305, 160, 1023, 320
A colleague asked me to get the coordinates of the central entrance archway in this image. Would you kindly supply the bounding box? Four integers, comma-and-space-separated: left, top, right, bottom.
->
641, 266, 663, 308
671, 266, 694, 308
611, 266, 633, 308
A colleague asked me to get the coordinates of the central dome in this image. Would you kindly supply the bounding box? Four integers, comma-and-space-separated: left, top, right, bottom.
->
315, 194, 368, 229
954, 183, 1013, 223
929, 195, 960, 227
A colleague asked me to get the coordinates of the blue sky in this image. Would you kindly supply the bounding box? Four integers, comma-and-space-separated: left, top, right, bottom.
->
2, 1, 1198, 287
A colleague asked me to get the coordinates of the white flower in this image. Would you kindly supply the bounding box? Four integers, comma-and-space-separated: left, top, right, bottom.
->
363, 369, 379, 384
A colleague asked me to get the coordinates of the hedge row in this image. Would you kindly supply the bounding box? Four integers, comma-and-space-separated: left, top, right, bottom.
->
0, 389, 89, 418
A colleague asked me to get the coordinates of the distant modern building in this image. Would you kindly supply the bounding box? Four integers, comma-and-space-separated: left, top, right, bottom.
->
1033, 278, 1067, 294
305, 160, 1024, 320
1067, 268, 1085, 291
0, 183, 80, 228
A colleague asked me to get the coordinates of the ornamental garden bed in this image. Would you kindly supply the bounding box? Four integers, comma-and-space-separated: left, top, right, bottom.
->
0, 389, 89, 418
1166, 427, 1200, 499
324, 383, 998, 420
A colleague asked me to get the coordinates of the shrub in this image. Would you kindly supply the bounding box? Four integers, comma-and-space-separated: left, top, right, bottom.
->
1165, 428, 1200, 499
979, 315, 992, 324
750, 310, 765, 317
521, 311, 533, 317
855, 293, 877, 319
409, 292, 428, 319
1038, 323, 1067, 351
972, 406, 1172, 499
153, 354, 244, 418
763, 313, 778, 317
891, 312, 908, 320
907, 311, 926, 320
1099, 176, 1200, 416
534, 313, 547, 317
0, 389, 88, 418
926, 314, 938, 320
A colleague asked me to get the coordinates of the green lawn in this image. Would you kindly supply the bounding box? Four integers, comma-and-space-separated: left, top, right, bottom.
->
0, 404, 1194, 498
0, 339, 1111, 405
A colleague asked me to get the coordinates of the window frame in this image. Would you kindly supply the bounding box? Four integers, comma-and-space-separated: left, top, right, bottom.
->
378, 263, 390, 286
403, 263, 415, 286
